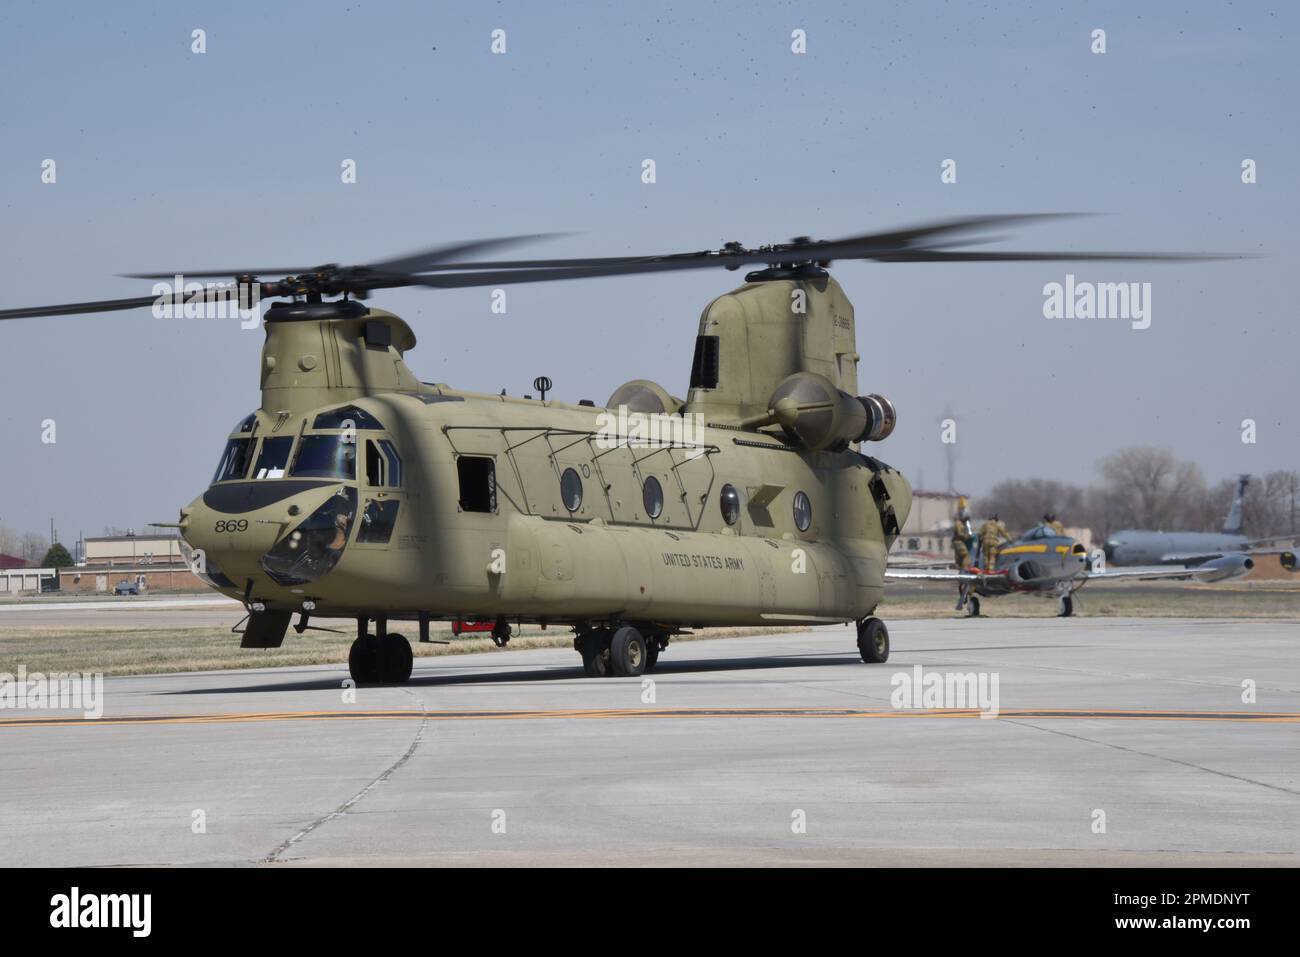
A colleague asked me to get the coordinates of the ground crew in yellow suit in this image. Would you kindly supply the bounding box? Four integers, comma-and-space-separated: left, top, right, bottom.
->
978, 514, 1012, 571
952, 496, 975, 569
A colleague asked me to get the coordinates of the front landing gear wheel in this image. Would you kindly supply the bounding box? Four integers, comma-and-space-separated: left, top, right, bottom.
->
579, 629, 611, 678
856, 617, 890, 664
349, 633, 413, 684
966, 596, 981, 618
349, 635, 381, 685
609, 626, 647, 677
381, 633, 413, 683
1057, 595, 1075, 618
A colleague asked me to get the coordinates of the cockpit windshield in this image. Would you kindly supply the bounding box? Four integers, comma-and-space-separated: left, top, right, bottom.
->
290, 434, 358, 480
213, 438, 254, 483
252, 436, 294, 479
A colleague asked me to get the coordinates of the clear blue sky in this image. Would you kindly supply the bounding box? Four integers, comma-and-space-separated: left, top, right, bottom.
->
0, 0, 1295, 543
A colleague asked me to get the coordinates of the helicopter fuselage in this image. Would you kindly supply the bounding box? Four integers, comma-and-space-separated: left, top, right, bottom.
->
183, 387, 910, 636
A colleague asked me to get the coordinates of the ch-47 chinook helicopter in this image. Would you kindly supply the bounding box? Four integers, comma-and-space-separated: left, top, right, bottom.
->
0, 214, 1225, 683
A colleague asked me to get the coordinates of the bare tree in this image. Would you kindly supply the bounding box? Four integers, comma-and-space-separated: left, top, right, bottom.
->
976, 478, 1093, 536
19, 532, 49, 563
1095, 446, 1206, 533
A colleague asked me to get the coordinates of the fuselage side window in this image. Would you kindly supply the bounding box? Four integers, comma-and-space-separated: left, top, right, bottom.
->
457, 456, 496, 513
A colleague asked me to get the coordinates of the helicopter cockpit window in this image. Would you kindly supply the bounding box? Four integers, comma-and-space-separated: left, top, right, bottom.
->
312, 405, 384, 431
232, 412, 257, 435
365, 440, 384, 487
213, 438, 254, 483
290, 435, 358, 480
253, 436, 294, 479
379, 440, 402, 487
358, 499, 400, 544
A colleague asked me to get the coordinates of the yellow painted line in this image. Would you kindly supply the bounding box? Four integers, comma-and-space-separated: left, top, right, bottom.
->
1, 707, 1299, 729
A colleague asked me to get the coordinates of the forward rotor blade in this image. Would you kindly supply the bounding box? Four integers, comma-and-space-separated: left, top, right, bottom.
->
363, 234, 562, 275
0, 287, 249, 321
119, 234, 559, 281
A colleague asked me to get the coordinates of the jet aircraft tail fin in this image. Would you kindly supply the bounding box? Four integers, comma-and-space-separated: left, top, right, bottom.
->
1222, 474, 1249, 535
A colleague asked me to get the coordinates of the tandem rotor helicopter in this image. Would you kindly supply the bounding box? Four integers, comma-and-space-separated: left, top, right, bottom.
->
0, 214, 1225, 684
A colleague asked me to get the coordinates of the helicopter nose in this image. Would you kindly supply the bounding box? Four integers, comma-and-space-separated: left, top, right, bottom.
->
181, 482, 355, 590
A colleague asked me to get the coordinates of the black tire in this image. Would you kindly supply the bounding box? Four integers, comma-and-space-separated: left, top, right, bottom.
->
609, 626, 647, 677
381, 633, 414, 683
1057, 595, 1074, 618
645, 640, 660, 672
966, 596, 981, 618
856, 617, 890, 663
348, 635, 381, 685
580, 629, 611, 678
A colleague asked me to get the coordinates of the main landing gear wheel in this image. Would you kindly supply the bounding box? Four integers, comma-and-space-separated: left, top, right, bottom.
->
966, 596, 981, 618
1057, 595, 1075, 618
609, 626, 647, 677
348, 633, 413, 684
856, 617, 890, 664
579, 629, 612, 678
645, 639, 660, 672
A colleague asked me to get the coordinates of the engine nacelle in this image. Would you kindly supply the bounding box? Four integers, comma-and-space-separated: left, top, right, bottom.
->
1281, 550, 1298, 573
767, 372, 897, 451
1192, 554, 1254, 583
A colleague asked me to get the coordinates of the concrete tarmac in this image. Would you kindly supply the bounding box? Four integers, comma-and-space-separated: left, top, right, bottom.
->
0, 617, 1297, 866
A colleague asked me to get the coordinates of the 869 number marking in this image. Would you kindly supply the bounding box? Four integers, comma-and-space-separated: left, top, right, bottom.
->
214, 520, 248, 533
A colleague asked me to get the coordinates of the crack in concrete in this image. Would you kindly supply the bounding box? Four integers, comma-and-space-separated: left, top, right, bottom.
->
1004, 718, 1300, 799
262, 693, 429, 863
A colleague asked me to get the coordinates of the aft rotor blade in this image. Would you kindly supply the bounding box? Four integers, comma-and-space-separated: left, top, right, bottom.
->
410, 214, 1091, 273
870, 249, 1244, 262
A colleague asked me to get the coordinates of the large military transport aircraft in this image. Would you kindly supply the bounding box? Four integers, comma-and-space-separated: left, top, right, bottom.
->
1104, 475, 1299, 570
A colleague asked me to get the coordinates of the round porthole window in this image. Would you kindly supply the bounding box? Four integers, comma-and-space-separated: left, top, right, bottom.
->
560, 467, 583, 512
643, 475, 664, 519
793, 491, 812, 531
720, 484, 740, 526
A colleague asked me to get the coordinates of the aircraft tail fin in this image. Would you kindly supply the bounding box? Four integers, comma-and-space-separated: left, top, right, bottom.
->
1222, 474, 1249, 534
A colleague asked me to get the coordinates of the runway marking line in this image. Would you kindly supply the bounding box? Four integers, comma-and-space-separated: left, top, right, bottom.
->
2, 707, 1300, 729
